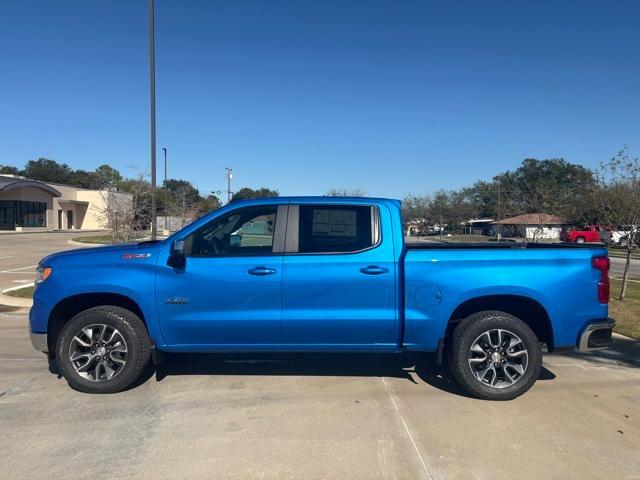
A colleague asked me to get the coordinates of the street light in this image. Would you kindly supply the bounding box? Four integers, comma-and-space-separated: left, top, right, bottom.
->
162, 147, 167, 232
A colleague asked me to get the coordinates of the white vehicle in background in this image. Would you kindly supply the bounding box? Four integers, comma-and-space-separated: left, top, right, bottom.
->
610, 226, 639, 247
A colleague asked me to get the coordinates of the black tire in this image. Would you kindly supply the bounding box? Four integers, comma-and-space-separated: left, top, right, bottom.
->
447, 310, 542, 401
56, 306, 151, 393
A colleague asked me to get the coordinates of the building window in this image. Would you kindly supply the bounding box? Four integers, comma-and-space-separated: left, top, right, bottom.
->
16, 201, 47, 227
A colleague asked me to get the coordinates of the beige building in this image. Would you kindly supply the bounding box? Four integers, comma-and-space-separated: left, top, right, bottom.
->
0, 175, 130, 232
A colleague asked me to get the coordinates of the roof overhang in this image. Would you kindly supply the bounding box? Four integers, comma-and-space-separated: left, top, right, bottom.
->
58, 199, 89, 205
0, 180, 62, 197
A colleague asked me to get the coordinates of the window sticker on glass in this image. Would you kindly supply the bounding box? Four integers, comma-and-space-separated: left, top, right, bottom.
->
311, 209, 357, 238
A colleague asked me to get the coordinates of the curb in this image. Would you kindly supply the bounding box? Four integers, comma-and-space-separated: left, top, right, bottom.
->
67, 239, 109, 247
0, 283, 34, 308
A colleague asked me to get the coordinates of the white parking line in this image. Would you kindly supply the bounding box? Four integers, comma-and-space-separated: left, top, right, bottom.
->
380, 376, 433, 480
0, 265, 37, 273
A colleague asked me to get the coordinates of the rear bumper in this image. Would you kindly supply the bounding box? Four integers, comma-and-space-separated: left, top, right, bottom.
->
577, 318, 615, 352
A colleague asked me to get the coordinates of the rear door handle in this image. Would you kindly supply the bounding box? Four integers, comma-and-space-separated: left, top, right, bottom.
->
248, 266, 277, 276
360, 265, 389, 275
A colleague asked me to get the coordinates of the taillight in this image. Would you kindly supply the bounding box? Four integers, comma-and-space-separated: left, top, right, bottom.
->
592, 256, 610, 304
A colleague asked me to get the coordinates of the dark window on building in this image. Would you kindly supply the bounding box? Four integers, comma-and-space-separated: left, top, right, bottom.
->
16, 201, 47, 227
298, 205, 378, 253
185, 206, 278, 257
0, 201, 47, 228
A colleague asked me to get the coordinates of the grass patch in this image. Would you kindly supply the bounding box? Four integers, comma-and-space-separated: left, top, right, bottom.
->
610, 278, 640, 340
71, 235, 115, 244
4, 285, 35, 298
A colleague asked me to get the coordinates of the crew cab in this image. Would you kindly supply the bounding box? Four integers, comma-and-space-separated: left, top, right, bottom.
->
29, 197, 615, 400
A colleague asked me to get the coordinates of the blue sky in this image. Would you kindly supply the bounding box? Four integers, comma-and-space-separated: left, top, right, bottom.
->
1, 1, 638, 199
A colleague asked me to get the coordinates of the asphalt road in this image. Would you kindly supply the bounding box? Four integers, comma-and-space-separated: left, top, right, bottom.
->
1, 312, 638, 479
610, 255, 640, 278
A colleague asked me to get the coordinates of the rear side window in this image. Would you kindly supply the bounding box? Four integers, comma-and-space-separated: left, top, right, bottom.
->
298, 205, 378, 253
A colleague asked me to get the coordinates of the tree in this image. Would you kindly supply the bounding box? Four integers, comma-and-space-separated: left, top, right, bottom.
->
165, 183, 200, 229
0, 164, 20, 175
100, 175, 153, 242
496, 158, 595, 222
594, 146, 640, 300
163, 179, 201, 205
22, 158, 72, 184
325, 188, 367, 197
95, 164, 123, 189
198, 194, 221, 215
68, 170, 101, 189
463, 181, 501, 220
402, 194, 432, 236
231, 187, 279, 202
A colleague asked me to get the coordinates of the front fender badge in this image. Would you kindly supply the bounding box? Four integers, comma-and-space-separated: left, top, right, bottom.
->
121, 253, 152, 260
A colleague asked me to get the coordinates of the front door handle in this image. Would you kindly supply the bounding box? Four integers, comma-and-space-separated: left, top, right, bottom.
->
360, 265, 389, 275
248, 266, 277, 276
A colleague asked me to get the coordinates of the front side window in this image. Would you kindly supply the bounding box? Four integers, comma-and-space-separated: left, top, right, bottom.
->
298, 205, 377, 253
185, 206, 277, 257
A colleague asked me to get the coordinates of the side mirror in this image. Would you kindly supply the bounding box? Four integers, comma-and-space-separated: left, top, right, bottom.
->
230, 233, 241, 247
168, 239, 186, 269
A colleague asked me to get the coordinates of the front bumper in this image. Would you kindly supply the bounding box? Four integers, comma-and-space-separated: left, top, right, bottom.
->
577, 318, 615, 352
29, 331, 48, 353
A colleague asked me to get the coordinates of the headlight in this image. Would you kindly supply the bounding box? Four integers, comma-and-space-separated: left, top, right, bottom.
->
35, 266, 52, 284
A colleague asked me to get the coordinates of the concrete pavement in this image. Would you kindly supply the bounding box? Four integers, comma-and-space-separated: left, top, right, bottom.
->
0, 231, 104, 290
1, 312, 638, 480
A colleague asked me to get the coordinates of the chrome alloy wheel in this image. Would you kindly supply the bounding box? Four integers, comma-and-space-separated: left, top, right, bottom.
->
68, 324, 128, 382
468, 328, 529, 389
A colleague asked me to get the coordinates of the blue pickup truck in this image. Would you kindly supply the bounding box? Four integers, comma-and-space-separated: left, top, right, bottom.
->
29, 197, 614, 400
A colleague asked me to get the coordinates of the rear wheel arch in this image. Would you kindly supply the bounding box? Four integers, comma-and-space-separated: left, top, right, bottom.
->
444, 294, 554, 350
47, 293, 148, 357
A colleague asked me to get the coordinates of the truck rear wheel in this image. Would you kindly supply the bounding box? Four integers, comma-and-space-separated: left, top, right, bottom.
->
56, 306, 150, 393
447, 310, 542, 400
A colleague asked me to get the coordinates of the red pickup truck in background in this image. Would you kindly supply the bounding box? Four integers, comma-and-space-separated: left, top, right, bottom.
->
561, 225, 611, 243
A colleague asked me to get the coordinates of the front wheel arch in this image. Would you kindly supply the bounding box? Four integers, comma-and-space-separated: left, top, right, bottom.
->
48, 293, 147, 357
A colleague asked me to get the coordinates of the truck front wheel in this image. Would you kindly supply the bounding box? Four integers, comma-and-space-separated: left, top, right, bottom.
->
56, 306, 151, 393
448, 311, 542, 400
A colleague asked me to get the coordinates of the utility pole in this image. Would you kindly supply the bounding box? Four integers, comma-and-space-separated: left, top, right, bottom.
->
225, 167, 233, 203
149, 0, 157, 240
162, 147, 167, 232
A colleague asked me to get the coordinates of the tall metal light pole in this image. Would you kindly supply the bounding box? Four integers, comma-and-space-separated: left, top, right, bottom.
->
162, 147, 168, 232
225, 167, 233, 203
149, 0, 157, 240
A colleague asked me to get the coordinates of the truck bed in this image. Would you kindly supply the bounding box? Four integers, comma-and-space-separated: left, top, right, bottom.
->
405, 241, 606, 249
401, 241, 608, 351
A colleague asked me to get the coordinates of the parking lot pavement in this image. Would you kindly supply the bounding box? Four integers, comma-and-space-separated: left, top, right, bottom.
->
0, 232, 105, 291
1, 313, 638, 480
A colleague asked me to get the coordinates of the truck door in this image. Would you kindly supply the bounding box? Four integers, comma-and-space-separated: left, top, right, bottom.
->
281, 203, 399, 348
155, 205, 287, 347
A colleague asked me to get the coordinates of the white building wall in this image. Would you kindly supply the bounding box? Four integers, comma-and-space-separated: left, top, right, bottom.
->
524, 226, 562, 240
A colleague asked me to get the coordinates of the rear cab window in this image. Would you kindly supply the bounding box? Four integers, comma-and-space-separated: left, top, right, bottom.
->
297, 204, 380, 253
